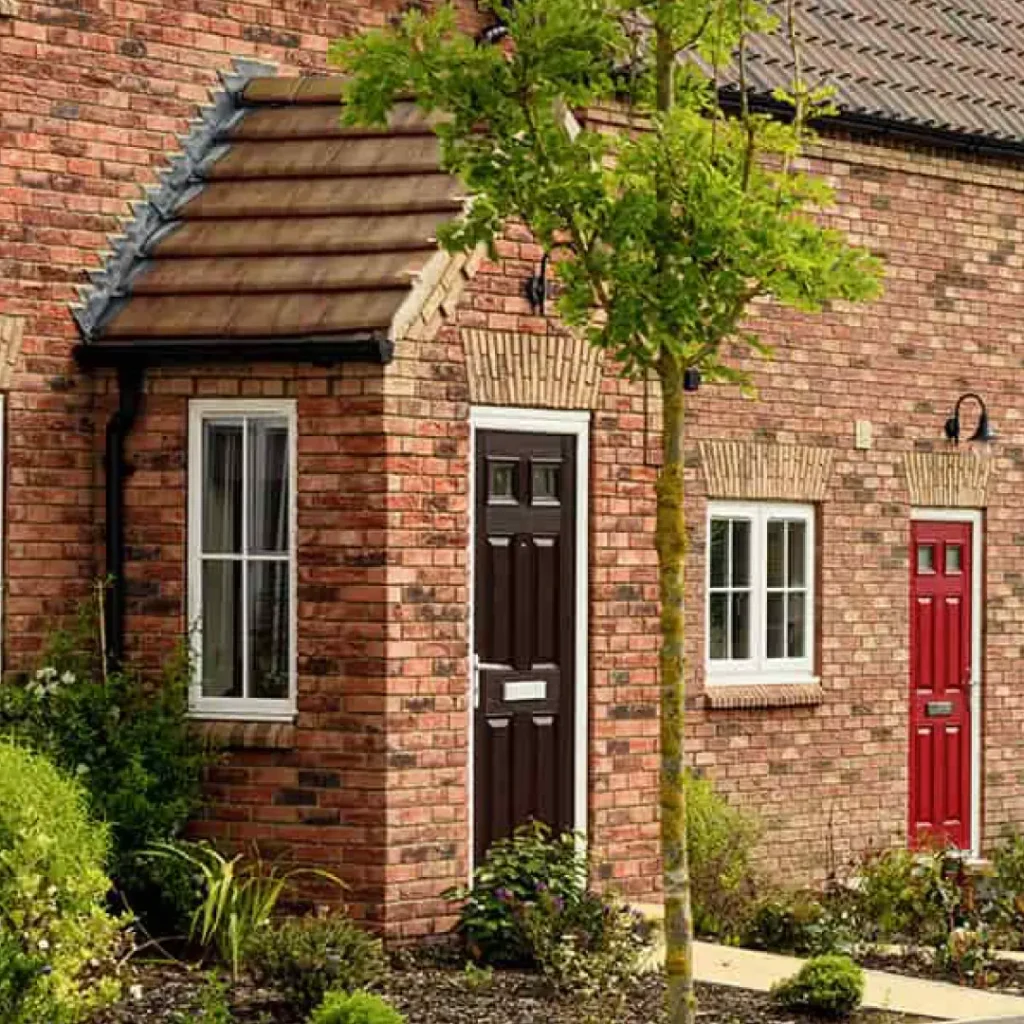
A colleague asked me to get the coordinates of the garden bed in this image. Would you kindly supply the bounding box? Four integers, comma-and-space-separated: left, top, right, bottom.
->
90, 961, 929, 1024
859, 949, 1024, 996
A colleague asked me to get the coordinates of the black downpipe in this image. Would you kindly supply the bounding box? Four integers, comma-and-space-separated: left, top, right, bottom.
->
104, 363, 144, 670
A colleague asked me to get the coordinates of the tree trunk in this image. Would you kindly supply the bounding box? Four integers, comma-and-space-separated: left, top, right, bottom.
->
654, 5, 695, 1024
657, 354, 695, 1024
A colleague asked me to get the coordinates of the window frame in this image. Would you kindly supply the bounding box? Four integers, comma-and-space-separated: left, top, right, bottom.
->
187, 399, 298, 721
705, 500, 816, 686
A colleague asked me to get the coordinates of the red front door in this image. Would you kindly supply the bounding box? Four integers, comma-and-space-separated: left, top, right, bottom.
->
909, 520, 973, 850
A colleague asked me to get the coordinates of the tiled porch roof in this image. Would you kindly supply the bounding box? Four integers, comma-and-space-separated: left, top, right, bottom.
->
74, 70, 465, 364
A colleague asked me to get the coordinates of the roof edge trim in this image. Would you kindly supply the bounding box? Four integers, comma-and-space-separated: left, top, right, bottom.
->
720, 88, 1024, 162
74, 333, 392, 369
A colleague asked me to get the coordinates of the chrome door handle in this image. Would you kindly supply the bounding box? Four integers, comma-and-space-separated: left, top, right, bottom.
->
473, 654, 481, 709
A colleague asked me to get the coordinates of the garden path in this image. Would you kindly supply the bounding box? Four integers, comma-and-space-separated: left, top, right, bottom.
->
691, 941, 1024, 1020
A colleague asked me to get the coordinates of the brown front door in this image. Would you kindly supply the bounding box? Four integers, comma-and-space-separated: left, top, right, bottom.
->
473, 429, 577, 864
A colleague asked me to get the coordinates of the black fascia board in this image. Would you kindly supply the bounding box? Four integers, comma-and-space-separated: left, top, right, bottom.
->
74, 332, 394, 369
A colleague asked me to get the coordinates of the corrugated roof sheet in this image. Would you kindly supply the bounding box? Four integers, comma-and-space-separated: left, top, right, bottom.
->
735, 0, 1024, 144
76, 72, 463, 358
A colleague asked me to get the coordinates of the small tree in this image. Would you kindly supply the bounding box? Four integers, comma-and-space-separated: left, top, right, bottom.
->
333, 3, 882, 1021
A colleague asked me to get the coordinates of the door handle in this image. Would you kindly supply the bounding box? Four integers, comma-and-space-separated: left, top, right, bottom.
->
473, 653, 481, 709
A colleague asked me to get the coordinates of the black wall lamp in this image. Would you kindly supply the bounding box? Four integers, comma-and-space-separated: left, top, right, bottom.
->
944, 392, 995, 444
524, 252, 550, 315
476, 0, 513, 45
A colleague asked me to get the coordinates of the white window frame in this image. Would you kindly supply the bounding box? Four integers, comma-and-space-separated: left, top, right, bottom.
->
705, 500, 816, 686
187, 399, 298, 721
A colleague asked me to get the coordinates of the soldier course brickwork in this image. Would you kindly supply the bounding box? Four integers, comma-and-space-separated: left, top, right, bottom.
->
6, 0, 1024, 936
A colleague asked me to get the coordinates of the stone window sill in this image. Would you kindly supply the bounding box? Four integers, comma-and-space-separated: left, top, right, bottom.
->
703, 681, 824, 711
193, 719, 297, 750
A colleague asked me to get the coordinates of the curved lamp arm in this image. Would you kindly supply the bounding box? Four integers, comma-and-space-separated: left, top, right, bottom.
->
944, 392, 994, 444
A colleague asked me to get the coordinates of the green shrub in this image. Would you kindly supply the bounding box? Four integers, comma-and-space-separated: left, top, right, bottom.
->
991, 832, 1024, 941
461, 962, 494, 990
684, 772, 760, 940
445, 822, 588, 965
309, 991, 405, 1024
148, 841, 342, 979
0, 740, 124, 1023
247, 912, 386, 1014
172, 974, 233, 1024
935, 924, 996, 987
519, 889, 650, 1024
771, 955, 864, 1018
853, 846, 964, 947
743, 891, 832, 955
0, 611, 211, 934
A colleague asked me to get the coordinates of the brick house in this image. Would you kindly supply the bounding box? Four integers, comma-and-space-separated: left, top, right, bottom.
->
5, 0, 1024, 937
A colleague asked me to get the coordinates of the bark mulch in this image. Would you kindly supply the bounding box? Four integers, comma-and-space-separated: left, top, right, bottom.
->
91, 960, 929, 1023
859, 949, 1024, 996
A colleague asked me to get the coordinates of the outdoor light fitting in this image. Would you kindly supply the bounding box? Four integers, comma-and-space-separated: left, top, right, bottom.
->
476, 0, 513, 45
524, 252, 551, 315
944, 392, 995, 444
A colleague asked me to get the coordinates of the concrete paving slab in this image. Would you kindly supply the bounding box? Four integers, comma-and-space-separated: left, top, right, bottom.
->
693, 942, 1024, 1020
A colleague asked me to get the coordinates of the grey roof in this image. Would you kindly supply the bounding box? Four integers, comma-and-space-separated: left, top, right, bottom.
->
732, 0, 1024, 147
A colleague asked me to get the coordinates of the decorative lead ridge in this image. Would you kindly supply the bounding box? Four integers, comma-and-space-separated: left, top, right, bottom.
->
71, 57, 278, 343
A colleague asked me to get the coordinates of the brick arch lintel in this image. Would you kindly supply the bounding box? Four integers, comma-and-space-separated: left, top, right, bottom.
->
463, 329, 604, 410
698, 439, 834, 502
902, 451, 991, 508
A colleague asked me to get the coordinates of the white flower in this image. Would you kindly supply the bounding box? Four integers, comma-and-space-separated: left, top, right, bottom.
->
60, 671, 76, 686
129, 985, 144, 1001
37, 939, 49, 952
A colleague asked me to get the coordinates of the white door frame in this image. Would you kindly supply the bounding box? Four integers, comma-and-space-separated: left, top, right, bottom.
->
910, 507, 983, 858
467, 406, 589, 872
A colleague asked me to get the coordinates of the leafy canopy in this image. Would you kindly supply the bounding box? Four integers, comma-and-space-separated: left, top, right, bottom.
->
331, 0, 883, 383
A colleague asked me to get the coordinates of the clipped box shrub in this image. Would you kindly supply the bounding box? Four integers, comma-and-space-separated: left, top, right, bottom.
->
247, 911, 387, 1014
0, 740, 123, 1023
771, 954, 865, 1018
309, 991, 405, 1024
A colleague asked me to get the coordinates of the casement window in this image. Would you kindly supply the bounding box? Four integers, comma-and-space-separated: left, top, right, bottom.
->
188, 400, 296, 720
706, 501, 815, 684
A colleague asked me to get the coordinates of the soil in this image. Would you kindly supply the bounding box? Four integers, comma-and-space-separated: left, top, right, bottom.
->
90, 960, 930, 1024
859, 949, 1024, 996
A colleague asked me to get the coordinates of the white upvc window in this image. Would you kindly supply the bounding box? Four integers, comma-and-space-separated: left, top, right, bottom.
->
706, 501, 816, 685
188, 400, 297, 720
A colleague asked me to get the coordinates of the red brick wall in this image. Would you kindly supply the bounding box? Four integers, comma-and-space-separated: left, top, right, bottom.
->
9, 0, 1024, 936
0, 0, 483, 661
683, 135, 1024, 883
99, 361, 392, 923
379, 126, 1024, 923
379, 224, 663, 937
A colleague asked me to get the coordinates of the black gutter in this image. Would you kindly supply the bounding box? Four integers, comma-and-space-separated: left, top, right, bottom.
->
719, 87, 1024, 162
74, 333, 393, 369
105, 363, 144, 670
